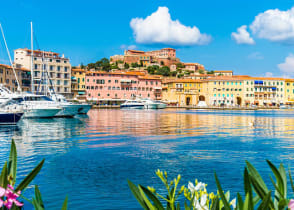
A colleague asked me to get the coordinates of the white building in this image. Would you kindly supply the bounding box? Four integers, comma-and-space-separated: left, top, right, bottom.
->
14, 48, 71, 97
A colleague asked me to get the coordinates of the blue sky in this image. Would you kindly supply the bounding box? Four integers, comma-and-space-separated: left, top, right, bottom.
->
1, 0, 294, 77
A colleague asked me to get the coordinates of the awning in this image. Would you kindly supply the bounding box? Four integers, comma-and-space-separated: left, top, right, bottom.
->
78, 91, 85, 95
154, 87, 162, 90
120, 79, 132, 83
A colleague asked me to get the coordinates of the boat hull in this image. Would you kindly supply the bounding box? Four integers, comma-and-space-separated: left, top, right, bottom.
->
23, 108, 61, 118
77, 104, 92, 114
0, 112, 23, 125
120, 105, 145, 109
55, 104, 80, 117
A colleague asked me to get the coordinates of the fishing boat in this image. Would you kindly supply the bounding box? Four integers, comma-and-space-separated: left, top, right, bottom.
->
120, 100, 145, 109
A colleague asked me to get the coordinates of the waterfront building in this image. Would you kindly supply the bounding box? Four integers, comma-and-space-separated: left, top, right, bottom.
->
203, 77, 245, 106
14, 48, 72, 97
162, 79, 203, 106
85, 71, 162, 105
248, 77, 285, 106
285, 79, 294, 105
145, 48, 176, 59
71, 68, 86, 99
0, 64, 31, 92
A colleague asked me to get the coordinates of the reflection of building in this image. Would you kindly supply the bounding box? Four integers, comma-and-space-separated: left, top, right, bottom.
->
0, 64, 31, 92
14, 48, 71, 97
85, 71, 162, 103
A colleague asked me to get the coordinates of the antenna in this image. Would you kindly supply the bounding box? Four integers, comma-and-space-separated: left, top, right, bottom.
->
0, 23, 22, 92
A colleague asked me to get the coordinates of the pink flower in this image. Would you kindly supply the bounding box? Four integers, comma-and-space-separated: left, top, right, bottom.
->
289, 199, 294, 210
0, 186, 5, 207
0, 185, 23, 209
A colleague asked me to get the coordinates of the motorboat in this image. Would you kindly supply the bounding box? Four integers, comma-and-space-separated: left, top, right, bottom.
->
140, 99, 167, 109
0, 86, 62, 118
50, 94, 91, 116
0, 112, 23, 125
0, 99, 24, 124
120, 100, 145, 109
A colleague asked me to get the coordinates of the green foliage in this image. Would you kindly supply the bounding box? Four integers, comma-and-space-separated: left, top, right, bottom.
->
176, 63, 185, 69
0, 140, 68, 209
156, 66, 170, 76
207, 70, 214, 74
198, 70, 204, 74
131, 63, 139, 68
124, 63, 129, 69
87, 58, 111, 71
129, 160, 294, 210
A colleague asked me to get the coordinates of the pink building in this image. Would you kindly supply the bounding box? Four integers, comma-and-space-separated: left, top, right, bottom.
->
86, 71, 162, 103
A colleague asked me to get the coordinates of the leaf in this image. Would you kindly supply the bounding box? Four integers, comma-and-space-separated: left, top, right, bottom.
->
269, 176, 283, 200
61, 196, 68, 210
243, 168, 253, 209
34, 185, 44, 209
184, 201, 191, 210
243, 193, 250, 210
8, 139, 17, 185
127, 180, 148, 209
15, 159, 44, 192
237, 193, 243, 210
289, 168, 294, 194
32, 198, 44, 210
214, 172, 231, 210
246, 161, 269, 193
211, 197, 220, 210
278, 163, 287, 198
138, 186, 155, 209
266, 160, 284, 198
140, 185, 164, 210
257, 191, 271, 210
278, 198, 287, 210
0, 162, 8, 188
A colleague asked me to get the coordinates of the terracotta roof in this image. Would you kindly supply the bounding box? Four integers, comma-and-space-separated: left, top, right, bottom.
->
214, 70, 233, 73
0, 64, 30, 71
184, 63, 203, 66
72, 68, 85, 72
15, 48, 59, 55
163, 79, 203, 83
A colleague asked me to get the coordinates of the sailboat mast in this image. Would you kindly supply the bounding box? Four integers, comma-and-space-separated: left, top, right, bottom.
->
30, 22, 34, 93
0, 23, 21, 92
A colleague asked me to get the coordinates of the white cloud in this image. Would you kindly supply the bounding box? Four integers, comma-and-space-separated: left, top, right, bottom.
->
278, 54, 294, 76
120, 44, 137, 50
250, 7, 294, 43
248, 52, 264, 60
265, 72, 273, 77
130, 7, 211, 46
231, 25, 255, 45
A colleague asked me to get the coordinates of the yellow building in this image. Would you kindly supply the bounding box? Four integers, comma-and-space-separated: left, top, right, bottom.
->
285, 79, 294, 105
71, 68, 86, 99
162, 79, 204, 106
203, 77, 245, 106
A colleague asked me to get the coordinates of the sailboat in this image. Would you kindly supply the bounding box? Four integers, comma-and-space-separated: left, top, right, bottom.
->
0, 22, 62, 118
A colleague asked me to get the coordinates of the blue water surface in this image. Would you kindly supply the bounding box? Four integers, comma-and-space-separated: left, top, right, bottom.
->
0, 108, 294, 209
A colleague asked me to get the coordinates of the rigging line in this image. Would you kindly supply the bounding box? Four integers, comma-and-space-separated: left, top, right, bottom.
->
0, 23, 21, 92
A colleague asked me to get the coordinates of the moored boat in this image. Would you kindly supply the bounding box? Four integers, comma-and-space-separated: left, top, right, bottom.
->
0, 112, 23, 125
120, 100, 145, 109
141, 99, 167, 109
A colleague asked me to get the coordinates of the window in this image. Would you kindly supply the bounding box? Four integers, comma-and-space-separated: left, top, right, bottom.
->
108, 86, 111, 90
64, 67, 68, 72
108, 80, 111, 83
50, 65, 54, 71
57, 66, 61, 71
64, 81, 68, 85
107, 94, 110, 97
98, 93, 100, 96
34, 64, 38, 70
115, 80, 118, 83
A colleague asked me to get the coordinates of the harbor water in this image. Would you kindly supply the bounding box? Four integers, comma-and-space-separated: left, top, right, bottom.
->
0, 109, 294, 209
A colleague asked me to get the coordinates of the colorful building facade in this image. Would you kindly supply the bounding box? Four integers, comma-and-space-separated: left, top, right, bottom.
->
71, 68, 86, 99
85, 71, 162, 104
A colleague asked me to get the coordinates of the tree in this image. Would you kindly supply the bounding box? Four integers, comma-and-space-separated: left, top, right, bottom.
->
87, 63, 96, 70
124, 63, 129, 69
171, 71, 177, 77
199, 70, 204, 74
177, 73, 184, 78
147, 66, 155, 75
80, 63, 85, 69
176, 63, 185, 69
131, 63, 139, 68
156, 66, 170, 76
207, 70, 214, 74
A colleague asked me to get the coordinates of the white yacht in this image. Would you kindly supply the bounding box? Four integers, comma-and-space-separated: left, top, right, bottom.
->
140, 99, 167, 109
0, 86, 61, 118
50, 94, 87, 117
120, 100, 145, 109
